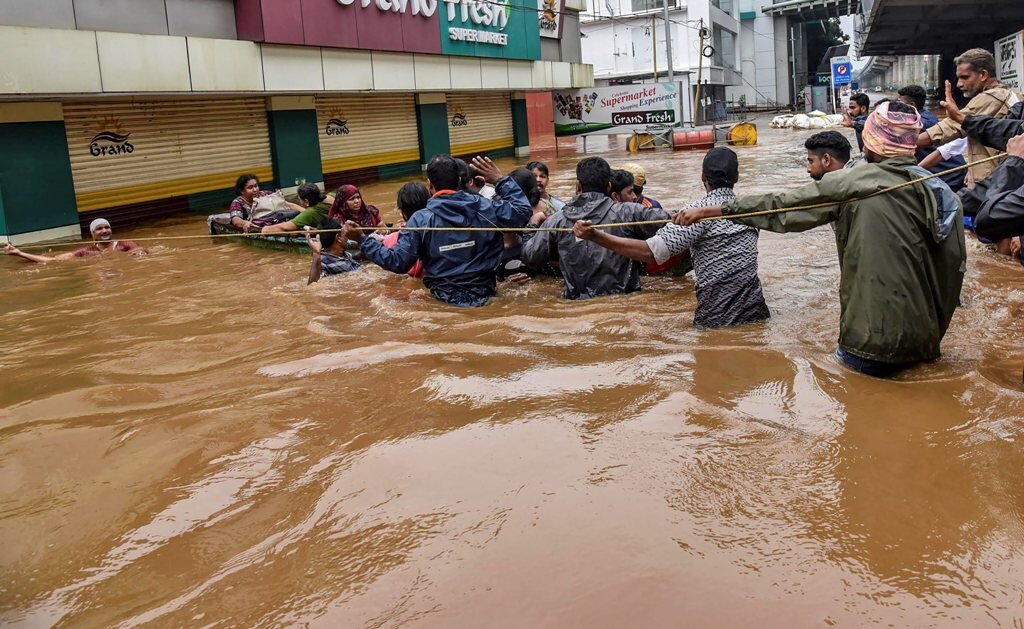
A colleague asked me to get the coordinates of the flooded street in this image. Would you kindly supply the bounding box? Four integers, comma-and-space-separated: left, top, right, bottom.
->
3, 121, 1024, 627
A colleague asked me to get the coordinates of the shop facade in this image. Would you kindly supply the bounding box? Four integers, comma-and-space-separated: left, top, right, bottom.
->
0, 0, 592, 244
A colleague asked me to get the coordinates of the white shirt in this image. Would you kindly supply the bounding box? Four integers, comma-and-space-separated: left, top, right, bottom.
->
938, 137, 968, 160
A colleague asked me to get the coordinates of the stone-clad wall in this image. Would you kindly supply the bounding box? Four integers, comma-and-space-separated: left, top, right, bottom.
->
0, 0, 237, 39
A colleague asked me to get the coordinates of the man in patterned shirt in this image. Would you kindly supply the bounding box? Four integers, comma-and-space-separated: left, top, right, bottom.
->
573, 148, 770, 328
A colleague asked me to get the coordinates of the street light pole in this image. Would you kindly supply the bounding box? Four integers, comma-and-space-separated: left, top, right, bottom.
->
663, 0, 674, 82
651, 15, 658, 82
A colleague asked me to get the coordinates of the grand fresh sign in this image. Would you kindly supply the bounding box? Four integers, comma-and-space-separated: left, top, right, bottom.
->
439, 0, 539, 59
336, 0, 438, 16
237, 0, 541, 60
553, 83, 680, 136
445, 0, 510, 45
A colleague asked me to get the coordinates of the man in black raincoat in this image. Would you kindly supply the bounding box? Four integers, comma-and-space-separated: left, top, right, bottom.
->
521, 157, 670, 300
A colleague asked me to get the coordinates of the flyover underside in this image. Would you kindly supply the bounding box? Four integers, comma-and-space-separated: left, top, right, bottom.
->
764, 0, 860, 20
860, 0, 1024, 57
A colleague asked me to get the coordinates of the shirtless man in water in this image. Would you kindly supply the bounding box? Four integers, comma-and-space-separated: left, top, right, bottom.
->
4, 219, 144, 263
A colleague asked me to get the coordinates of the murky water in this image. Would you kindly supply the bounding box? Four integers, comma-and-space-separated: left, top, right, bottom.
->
3, 120, 1024, 627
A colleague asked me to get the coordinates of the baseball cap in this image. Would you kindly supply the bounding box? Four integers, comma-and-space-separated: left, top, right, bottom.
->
620, 163, 647, 187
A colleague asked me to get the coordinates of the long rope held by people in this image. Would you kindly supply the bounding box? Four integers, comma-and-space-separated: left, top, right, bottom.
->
11, 152, 1006, 252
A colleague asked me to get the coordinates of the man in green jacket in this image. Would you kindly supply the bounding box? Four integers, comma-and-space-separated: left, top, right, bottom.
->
676, 101, 966, 377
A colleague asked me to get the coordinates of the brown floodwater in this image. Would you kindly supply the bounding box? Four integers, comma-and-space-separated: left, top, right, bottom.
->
3, 121, 1024, 627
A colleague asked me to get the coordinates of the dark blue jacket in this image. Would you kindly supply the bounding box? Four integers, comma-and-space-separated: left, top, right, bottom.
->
919, 110, 967, 192
360, 177, 532, 307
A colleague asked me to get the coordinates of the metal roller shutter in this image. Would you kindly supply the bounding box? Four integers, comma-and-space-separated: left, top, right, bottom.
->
316, 94, 419, 176
446, 92, 513, 157
64, 98, 272, 213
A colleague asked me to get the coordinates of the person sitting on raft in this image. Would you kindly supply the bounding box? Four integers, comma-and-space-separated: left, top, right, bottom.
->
520, 156, 670, 300
674, 101, 966, 378
228, 173, 303, 233
305, 218, 361, 284
261, 183, 335, 234
574, 148, 770, 328
340, 155, 533, 307
5, 218, 144, 263
329, 184, 383, 230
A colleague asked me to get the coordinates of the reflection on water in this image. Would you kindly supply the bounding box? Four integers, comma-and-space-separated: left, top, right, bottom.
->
2, 119, 1024, 627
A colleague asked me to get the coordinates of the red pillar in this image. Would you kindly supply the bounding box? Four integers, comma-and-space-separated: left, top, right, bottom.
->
526, 92, 556, 150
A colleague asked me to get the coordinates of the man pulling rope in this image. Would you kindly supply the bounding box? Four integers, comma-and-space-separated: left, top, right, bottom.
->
666, 100, 966, 378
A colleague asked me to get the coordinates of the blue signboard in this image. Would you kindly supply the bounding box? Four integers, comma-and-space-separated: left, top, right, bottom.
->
831, 57, 853, 88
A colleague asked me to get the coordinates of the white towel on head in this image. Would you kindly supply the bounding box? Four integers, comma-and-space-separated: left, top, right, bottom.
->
89, 218, 110, 233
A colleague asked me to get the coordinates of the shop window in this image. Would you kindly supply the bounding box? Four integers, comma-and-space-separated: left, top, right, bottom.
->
712, 25, 736, 69
629, 0, 677, 13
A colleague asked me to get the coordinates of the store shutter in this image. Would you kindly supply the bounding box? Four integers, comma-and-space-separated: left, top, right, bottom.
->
446, 92, 514, 157
63, 98, 273, 215
316, 94, 419, 185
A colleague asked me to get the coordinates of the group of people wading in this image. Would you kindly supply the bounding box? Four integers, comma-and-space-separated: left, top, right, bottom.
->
7, 46, 1024, 380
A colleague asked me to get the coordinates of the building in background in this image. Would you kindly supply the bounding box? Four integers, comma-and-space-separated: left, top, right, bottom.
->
760, 0, 860, 110
579, 0, 790, 123
0, 0, 593, 244
729, 0, 791, 110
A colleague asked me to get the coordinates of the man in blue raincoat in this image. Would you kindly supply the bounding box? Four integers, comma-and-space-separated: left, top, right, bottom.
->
341, 155, 533, 307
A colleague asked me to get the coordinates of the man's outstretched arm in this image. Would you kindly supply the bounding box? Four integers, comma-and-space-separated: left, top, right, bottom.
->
4, 243, 74, 263
573, 220, 656, 263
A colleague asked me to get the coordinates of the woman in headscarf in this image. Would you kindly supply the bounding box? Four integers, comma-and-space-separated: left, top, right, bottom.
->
329, 185, 383, 229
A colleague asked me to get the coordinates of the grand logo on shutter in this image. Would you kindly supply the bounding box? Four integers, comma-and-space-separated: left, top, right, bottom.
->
450, 107, 468, 127
325, 109, 351, 136
89, 116, 134, 157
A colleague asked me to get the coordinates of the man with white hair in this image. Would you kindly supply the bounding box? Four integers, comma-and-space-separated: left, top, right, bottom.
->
4, 218, 143, 263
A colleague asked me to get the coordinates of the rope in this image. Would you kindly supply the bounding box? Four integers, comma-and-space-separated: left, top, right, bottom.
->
12, 152, 1005, 251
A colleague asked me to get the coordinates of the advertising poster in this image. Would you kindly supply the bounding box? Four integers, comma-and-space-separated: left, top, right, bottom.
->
537, 0, 564, 39
553, 83, 679, 136
996, 31, 1024, 91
